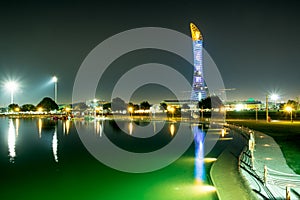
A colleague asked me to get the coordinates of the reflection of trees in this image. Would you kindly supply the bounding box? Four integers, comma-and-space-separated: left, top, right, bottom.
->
133, 120, 150, 127
37, 119, 57, 131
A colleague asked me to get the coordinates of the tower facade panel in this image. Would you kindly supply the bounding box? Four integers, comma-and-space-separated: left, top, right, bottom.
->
190, 23, 207, 101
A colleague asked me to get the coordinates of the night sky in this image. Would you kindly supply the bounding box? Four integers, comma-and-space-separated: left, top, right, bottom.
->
0, 0, 300, 106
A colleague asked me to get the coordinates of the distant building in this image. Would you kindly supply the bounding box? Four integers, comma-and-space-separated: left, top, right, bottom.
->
225, 98, 262, 111
161, 100, 198, 111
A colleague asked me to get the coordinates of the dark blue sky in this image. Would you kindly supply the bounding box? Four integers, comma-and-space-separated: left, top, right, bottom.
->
0, 0, 300, 106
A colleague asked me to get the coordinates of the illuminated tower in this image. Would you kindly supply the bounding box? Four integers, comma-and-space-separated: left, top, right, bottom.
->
190, 23, 207, 101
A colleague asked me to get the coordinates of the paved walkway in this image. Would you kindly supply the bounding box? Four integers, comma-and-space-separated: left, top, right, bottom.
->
211, 124, 300, 200
240, 128, 300, 200
210, 128, 257, 200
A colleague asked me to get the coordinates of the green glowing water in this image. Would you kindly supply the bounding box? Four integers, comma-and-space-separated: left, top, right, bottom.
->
0, 118, 217, 200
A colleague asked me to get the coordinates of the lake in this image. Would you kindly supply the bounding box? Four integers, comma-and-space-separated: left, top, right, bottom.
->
0, 117, 220, 200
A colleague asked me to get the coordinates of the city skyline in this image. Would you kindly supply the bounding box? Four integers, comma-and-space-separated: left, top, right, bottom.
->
0, 1, 300, 106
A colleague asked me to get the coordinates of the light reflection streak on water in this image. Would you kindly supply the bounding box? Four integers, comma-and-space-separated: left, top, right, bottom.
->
192, 125, 205, 184
8, 119, 16, 163
63, 120, 70, 135
128, 121, 133, 135
52, 126, 58, 162
94, 120, 104, 136
169, 123, 175, 136
99, 120, 103, 137
38, 118, 42, 138
153, 121, 156, 133
15, 118, 19, 137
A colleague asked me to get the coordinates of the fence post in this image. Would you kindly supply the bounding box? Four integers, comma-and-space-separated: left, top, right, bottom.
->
286, 186, 291, 200
264, 165, 268, 186
249, 139, 255, 169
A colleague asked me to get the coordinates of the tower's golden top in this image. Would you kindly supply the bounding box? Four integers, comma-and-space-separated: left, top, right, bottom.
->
190, 23, 203, 41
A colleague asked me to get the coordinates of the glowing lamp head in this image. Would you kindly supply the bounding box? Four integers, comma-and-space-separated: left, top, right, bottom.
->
37, 107, 43, 112
5, 81, 18, 92
128, 107, 133, 113
270, 94, 279, 101
52, 76, 58, 83
285, 106, 292, 112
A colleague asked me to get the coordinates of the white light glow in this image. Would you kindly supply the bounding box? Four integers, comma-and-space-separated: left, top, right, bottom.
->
52, 127, 58, 162
5, 81, 18, 92
8, 119, 16, 162
52, 76, 58, 83
270, 93, 279, 101
235, 104, 244, 111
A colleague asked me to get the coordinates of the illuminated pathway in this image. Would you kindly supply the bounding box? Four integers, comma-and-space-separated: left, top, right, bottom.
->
210, 128, 256, 200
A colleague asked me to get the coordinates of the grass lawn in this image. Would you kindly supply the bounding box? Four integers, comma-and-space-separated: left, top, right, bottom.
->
227, 120, 300, 174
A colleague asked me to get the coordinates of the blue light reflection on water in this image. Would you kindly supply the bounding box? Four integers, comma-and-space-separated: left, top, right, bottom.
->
192, 124, 206, 183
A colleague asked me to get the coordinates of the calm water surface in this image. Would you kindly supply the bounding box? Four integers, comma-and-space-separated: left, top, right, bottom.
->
0, 117, 219, 200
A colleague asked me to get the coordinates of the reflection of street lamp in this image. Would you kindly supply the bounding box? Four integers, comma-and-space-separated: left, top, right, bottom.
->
285, 106, 293, 123
52, 76, 58, 103
5, 81, 18, 104
128, 107, 133, 118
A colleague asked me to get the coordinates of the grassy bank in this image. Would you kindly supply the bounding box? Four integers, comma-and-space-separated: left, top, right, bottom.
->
227, 120, 300, 174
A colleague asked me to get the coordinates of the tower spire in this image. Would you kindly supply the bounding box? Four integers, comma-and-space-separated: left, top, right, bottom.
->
190, 23, 207, 101
190, 23, 203, 41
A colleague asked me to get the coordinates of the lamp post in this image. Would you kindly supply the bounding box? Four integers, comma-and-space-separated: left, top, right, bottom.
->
128, 107, 133, 118
167, 106, 175, 119
52, 76, 58, 103
285, 106, 293, 123
5, 81, 18, 104
266, 95, 269, 122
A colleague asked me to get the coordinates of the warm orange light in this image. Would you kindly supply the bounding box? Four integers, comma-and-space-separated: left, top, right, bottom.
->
285, 106, 292, 112
167, 106, 175, 113
128, 107, 133, 113
170, 124, 175, 136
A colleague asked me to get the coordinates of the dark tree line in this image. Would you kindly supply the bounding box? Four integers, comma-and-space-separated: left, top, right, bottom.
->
8, 97, 58, 112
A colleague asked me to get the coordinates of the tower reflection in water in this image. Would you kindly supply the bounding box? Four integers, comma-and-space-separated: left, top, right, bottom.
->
192, 124, 206, 184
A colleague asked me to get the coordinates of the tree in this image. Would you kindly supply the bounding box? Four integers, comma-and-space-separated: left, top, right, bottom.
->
36, 97, 58, 112
111, 97, 126, 111
21, 104, 36, 111
160, 102, 167, 110
198, 96, 223, 109
8, 104, 20, 112
140, 101, 151, 110
103, 102, 111, 110
133, 104, 139, 111
286, 99, 297, 109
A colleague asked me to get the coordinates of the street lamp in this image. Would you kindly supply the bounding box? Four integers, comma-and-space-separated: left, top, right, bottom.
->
167, 105, 175, 119
52, 76, 58, 103
285, 106, 293, 123
128, 106, 133, 118
270, 93, 279, 109
5, 81, 18, 104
